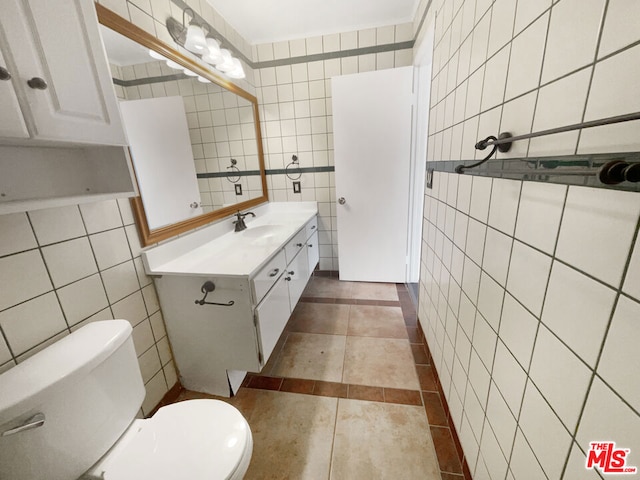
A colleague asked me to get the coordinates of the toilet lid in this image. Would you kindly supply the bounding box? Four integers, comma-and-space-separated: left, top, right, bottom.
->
102, 399, 251, 480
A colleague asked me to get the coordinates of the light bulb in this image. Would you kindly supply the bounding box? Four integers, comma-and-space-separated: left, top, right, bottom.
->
226, 58, 245, 79
148, 49, 165, 61
184, 24, 207, 53
183, 68, 198, 77
216, 49, 235, 72
197, 76, 211, 83
201, 38, 223, 65
166, 59, 183, 70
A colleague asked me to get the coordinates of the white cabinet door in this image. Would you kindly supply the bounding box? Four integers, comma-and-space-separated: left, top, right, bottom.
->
255, 275, 291, 367
286, 247, 309, 311
0, 0, 126, 145
0, 47, 28, 138
306, 231, 319, 277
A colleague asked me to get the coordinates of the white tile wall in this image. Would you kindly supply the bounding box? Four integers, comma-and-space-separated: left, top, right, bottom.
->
0, 200, 177, 416
421, 0, 640, 478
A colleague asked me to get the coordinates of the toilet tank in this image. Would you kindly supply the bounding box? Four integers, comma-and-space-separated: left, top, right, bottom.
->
0, 320, 145, 480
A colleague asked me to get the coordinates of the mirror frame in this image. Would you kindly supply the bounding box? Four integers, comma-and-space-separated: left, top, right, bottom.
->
97, 4, 268, 246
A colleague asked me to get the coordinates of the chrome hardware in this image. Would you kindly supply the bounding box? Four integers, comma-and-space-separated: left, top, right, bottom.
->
1, 413, 45, 437
285, 276, 292, 281
189, 201, 200, 209
296, 243, 303, 247
287, 270, 294, 275
232, 210, 256, 232
268, 268, 280, 277
0, 66, 11, 81
338, 197, 346, 205
308, 244, 313, 248
311, 225, 316, 230
27, 77, 47, 90
194, 281, 234, 307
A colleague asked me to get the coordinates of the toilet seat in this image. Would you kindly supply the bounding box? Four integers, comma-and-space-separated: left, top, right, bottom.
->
86, 399, 252, 480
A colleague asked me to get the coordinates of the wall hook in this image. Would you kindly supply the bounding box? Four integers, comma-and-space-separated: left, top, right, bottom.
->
195, 281, 234, 306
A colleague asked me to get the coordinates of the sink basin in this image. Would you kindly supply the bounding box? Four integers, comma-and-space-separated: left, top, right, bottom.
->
242, 225, 286, 240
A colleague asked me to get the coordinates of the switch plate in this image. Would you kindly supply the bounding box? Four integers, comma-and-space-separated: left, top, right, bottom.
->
293, 181, 301, 193
426, 168, 434, 189
235, 184, 242, 195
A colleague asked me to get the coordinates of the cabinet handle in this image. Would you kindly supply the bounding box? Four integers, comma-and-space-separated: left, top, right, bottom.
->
308, 244, 313, 248
268, 268, 280, 277
287, 270, 294, 275
296, 243, 303, 247
27, 77, 48, 90
311, 225, 316, 230
0, 66, 11, 81
285, 276, 292, 281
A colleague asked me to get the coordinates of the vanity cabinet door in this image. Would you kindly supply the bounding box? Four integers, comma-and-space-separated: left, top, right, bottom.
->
0, 0, 126, 145
286, 247, 309, 311
255, 275, 291, 367
306, 231, 319, 277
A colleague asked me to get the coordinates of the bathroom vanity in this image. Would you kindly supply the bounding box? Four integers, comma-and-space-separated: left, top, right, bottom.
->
142, 202, 318, 396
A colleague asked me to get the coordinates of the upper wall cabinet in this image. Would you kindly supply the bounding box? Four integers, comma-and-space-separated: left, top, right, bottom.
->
0, 0, 126, 146
0, 0, 135, 215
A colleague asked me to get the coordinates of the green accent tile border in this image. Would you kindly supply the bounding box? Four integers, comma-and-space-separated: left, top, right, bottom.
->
427, 152, 640, 192
112, 73, 188, 87
197, 170, 262, 179
266, 166, 335, 175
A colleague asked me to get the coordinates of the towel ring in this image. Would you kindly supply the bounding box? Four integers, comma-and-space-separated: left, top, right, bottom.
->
226, 158, 241, 183
285, 154, 302, 181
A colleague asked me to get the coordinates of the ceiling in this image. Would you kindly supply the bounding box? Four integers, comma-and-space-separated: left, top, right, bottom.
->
206, 0, 419, 45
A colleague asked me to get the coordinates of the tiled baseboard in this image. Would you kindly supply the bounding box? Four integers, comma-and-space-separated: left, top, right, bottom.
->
416, 319, 473, 480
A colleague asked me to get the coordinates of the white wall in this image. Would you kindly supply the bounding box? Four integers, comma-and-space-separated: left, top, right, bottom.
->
419, 0, 640, 478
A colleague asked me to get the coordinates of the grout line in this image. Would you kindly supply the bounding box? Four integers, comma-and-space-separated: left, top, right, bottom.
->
573, 0, 610, 156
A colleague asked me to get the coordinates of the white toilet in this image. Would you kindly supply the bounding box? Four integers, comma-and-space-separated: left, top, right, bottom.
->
0, 320, 253, 480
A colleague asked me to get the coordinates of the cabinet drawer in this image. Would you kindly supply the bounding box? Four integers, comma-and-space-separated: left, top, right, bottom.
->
305, 216, 318, 240
284, 229, 307, 264
252, 249, 286, 303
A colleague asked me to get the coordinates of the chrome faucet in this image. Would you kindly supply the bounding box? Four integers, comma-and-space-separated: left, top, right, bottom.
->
232, 211, 255, 232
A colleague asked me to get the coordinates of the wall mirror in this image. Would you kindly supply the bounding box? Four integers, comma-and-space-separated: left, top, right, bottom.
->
96, 5, 268, 246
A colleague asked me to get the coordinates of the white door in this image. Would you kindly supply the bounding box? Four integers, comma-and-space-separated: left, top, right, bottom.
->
120, 96, 203, 230
332, 66, 414, 282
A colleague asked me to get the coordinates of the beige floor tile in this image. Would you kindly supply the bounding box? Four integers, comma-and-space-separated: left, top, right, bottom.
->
288, 302, 350, 335
303, 276, 355, 298
271, 332, 346, 382
347, 305, 408, 339
350, 281, 399, 301
342, 336, 420, 390
232, 389, 338, 480
330, 399, 441, 480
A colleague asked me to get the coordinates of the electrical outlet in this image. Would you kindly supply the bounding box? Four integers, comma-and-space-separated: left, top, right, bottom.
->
293, 181, 301, 193
235, 184, 242, 195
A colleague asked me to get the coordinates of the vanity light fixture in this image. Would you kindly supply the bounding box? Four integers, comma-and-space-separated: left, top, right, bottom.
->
197, 76, 211, 83
166, 7, 246, 80
201, 38, 223, 65
184, 23, 207, 53
165, 59, 183, 70
183, 68, 198, 77
148, 49, 166, 61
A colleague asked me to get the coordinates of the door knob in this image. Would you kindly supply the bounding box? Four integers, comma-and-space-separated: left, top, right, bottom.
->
338, 197, 346, 205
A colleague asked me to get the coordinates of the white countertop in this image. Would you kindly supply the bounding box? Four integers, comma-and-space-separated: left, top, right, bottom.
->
141, 202, 318, 278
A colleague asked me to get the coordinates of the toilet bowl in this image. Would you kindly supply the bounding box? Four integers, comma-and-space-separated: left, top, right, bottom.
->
85, 400, 253, 480
0, 320, 253, 480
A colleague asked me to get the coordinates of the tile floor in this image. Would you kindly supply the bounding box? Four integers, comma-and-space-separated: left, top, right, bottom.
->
174, 275, 469, 479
